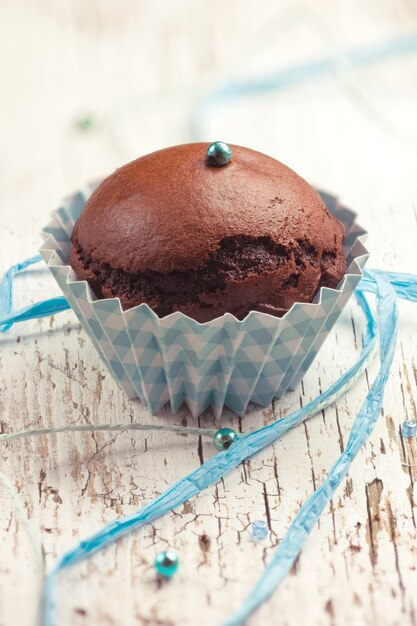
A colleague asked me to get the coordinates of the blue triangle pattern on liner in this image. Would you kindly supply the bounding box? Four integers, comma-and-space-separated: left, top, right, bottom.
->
113, 329, 133, 349
161, 326, 184, 343
61, 271, 138, 400
280, 287, 348, 395
253, 308, 319, 403
245, 326, 275, 345
166, 360, 185, 378
288, 281, 359, 392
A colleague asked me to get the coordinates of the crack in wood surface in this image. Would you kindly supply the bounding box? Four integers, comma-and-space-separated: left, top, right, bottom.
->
365, 478, 384, 568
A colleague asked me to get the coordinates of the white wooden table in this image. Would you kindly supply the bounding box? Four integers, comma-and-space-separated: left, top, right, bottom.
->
1, 1, 417, 625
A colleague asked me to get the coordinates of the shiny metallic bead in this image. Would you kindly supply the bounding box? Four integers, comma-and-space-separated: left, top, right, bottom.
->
154, 549, 179, 578
251, 520, 268, 541
213, 427, 238, 451
206, 141, 232, 166
401, 419, 417, 438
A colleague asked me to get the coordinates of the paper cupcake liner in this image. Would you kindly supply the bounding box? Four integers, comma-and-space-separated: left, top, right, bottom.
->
40, 185, 368, 419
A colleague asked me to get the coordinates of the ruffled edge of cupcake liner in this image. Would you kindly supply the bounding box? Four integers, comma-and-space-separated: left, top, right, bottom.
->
40, 183, 368, 418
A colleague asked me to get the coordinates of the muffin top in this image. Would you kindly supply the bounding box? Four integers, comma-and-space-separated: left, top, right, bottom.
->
71, 143, 346, 321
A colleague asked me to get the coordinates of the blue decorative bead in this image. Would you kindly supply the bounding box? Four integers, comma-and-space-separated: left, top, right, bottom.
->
213, 427, 238, 451
206, 141, 232, 166
154, 549, 179, 578
251, 520, 269, 541
401, 419, 417, 438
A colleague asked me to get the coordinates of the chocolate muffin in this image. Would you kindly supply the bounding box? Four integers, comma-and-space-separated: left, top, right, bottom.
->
70, 142, 346, 322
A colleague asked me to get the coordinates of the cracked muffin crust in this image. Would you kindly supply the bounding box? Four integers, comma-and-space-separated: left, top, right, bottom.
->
70, 143, 346, 322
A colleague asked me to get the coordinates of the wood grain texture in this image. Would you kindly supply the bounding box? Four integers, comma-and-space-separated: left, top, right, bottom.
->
1, 1, 417, 625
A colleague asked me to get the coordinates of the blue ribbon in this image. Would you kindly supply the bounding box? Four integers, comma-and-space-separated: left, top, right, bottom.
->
191, 32, 417, 138
0, 256, 69, 332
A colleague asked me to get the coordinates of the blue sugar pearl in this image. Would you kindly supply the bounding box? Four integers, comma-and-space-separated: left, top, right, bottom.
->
213, 427, 238, 451
251, 520, 269, 541
206, 141, 232, 166
154, 549, 179, 578
401, 419, 417, 438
